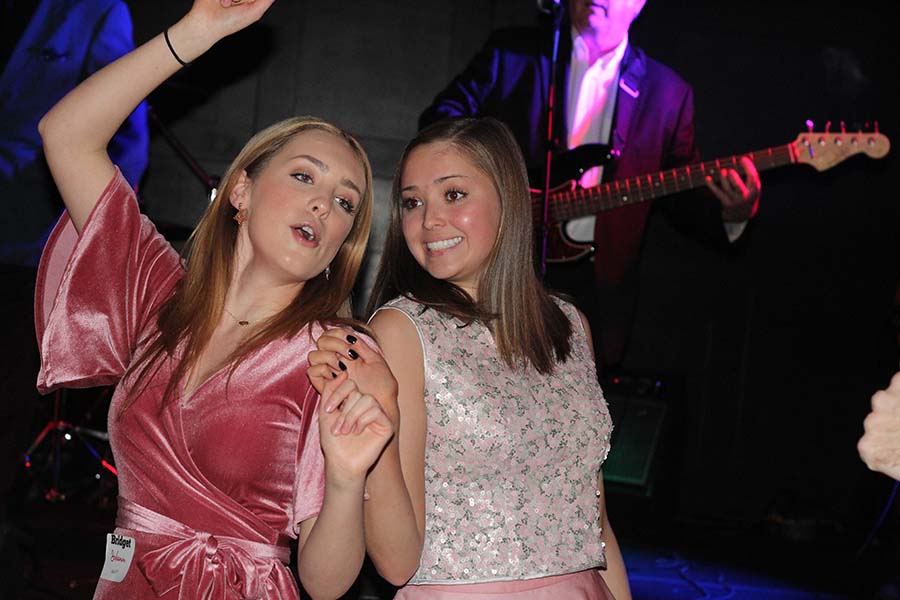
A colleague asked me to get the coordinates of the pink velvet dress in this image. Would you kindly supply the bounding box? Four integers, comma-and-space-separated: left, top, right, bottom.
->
35, 169, 325, 599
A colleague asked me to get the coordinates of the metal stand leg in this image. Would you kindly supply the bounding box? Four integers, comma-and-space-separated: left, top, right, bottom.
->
20, 388, 116, 502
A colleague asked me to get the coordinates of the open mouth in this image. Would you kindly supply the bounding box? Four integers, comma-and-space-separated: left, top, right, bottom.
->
294, 224, 318, 242
426, 236, 462, 252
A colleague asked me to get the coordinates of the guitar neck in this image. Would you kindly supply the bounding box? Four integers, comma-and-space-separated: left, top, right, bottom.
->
543, 143, 796, 223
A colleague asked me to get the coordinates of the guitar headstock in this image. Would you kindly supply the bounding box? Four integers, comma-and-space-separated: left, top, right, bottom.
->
793, 130, 890, 171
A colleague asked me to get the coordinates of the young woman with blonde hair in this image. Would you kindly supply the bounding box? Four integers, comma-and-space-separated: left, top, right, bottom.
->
36, 1, 391, 597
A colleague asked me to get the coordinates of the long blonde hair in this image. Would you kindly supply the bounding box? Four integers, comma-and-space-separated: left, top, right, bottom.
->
125, 116, 373, 410
368, 117, 571, 374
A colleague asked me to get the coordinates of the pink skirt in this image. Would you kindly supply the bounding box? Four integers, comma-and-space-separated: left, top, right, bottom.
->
394, 569, 615, 599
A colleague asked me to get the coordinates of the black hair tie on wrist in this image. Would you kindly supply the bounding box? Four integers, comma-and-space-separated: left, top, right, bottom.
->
164, 28, 191, 67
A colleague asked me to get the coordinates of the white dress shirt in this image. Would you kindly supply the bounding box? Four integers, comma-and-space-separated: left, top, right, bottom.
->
561, 30, 746, 244
563, 30, 628, 243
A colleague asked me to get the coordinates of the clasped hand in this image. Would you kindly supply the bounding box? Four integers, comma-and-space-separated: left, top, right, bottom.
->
308, 328, 399, 481
308, 327, 400, 427
316, 371, 394, 482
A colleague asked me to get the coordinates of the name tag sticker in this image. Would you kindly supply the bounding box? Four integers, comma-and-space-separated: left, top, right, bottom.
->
99, 533, 135, 582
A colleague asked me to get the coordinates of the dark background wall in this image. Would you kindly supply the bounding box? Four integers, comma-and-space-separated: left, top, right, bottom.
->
621, 0, 899, 527
129, 0, 899, 528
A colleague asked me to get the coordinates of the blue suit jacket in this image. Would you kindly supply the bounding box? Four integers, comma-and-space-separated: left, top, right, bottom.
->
0, 0, 148, 266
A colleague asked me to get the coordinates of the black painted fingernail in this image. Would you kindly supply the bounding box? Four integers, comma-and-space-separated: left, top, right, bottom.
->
331, 371, 337, 379
347, 349, 359, 360
346, 334, 358, 344
338, 361, 347, 371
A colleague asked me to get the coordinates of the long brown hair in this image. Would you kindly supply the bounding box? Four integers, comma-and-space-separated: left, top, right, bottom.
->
124, 116, 373, 411
367, 117, 571, 374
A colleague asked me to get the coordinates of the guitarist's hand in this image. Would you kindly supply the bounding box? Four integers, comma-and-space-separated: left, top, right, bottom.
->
706, 155, 760, 222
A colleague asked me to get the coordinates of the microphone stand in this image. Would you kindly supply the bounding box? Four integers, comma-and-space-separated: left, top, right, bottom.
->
539, 1, 564, 280
146, 106, 222, 244
148, 105, 220, 203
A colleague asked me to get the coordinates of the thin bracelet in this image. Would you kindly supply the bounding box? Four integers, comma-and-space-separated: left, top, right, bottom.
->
163, 28, 190, 67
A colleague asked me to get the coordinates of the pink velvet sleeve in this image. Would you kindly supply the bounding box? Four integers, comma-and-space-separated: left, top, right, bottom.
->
292, 384, 325, 530
35, 168, 183, 393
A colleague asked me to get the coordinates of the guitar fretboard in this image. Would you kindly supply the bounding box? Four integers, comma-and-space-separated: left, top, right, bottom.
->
533, 144, 796, 224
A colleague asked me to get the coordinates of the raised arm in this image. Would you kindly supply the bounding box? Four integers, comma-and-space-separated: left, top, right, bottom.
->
38, 0, 274, 232
86, 2, 149, 189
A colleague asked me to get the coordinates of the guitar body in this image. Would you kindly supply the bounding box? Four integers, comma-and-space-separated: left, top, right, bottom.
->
532, 143, 616, 264
528, 143, 616, 188
542, 221, 595, 263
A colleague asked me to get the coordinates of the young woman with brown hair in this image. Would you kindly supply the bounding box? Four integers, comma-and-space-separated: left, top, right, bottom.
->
311, 117, 632, 598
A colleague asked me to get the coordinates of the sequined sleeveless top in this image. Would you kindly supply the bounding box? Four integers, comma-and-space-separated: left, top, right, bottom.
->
379, 296, 613, 584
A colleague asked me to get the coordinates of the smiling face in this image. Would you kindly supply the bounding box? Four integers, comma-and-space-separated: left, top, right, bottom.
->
567, 0, 645, 53
399, 141, 502, 299
230, 128, 365, 287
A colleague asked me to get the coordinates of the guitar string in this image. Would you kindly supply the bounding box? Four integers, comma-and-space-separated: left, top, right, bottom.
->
531, 145, 794, 220
533, 134, 885, 223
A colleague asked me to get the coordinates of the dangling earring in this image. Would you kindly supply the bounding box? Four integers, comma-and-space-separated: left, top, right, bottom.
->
233, 204, 247, 226
324, 265, 331, 281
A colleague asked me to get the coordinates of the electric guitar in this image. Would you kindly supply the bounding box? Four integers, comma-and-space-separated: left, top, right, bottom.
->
531, 130, 891, 263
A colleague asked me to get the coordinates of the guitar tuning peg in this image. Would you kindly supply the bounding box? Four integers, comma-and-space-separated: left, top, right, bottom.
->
806, 119, 814, 133
825, 121, 832, 133
840, 121, 846, 133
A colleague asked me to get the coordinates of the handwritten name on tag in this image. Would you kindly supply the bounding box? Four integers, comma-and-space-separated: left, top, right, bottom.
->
99, 533, 135, 583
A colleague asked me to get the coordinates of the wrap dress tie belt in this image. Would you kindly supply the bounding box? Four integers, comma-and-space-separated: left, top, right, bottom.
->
116, 497, 295, 600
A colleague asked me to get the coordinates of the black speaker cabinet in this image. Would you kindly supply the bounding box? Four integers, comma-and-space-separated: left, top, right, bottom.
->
601, 373, 681, 498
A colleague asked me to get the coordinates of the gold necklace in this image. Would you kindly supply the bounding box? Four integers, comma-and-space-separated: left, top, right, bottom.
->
223, 307, 251, 327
